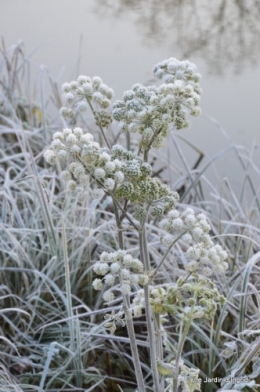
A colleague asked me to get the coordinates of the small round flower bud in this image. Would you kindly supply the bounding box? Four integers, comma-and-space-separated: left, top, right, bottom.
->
92, 278, 103, 290
120, 283, 131, 294
63, 128, 72, 137
168, 210, 179, 219
77, 101, 88, 112
73, 127, 83, 137
110, 262, 121, 274
77, 75, 88, 85
44, 150, 57, 165
94, 262, 109, 275
99, 152, 111, 163
60, 170, 71, 181
64, 92, 74, 104
162, 234, 174, 246
103, 290, 115, 302
121, 268, 130, 280
70, 144, 81, 154
57, 150, 68, 160
104, 274, 115, 286
172, 218, 184, 230
105, 161, 116, 173
114, 171, 124, 183
66, 134, 77, 146
67, 180, 77, 191
70, 81, 78, 90
61, 82, 71, 93
187, 246, 200, 260
52, 132, 64, 140
94, 168, 106, 180
104, 178, 115, 191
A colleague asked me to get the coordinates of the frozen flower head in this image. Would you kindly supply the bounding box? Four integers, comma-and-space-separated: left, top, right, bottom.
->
60, 75, 114, 120
112, 58, 201, 152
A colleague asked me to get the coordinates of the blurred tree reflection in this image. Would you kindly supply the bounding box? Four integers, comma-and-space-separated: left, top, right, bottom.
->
94, 0, 260, 74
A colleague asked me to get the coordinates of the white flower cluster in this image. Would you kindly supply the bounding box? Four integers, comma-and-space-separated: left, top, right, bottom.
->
153, 57, 201, 87
43, 127, 126, 198
92, 250, 148, 303
159, 208, 228, 275
109, 145, 179, 209
44, 128, 179, 209
133, 276, 225, 321
112, 59, 201, 151
60, 75, 114, 120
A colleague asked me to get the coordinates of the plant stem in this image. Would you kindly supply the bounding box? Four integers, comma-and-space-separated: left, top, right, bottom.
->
150, 231, 187, 282
173, 303, 195, 392
86, 96, 111, 148
139, 227, 161, 392
154, 313, 164, 390
113, 199, 146, 392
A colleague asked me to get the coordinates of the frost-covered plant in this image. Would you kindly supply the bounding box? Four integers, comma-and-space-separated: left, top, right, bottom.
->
44, 58, 227, 392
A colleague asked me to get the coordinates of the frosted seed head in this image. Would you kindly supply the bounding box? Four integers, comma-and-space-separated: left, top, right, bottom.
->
94, 168, 106, 180
104, 274, 115, 286
121, 268, 130, 280
114, 171, 124, 183
67, 180, 77, 191
104, 178, 115, 191
61, 82, 71, 93
168, 210, 179, 219
44, 150, 57, 165
187, 246, 201, 260
120, 283, 131, 295
172, 218, 184, 230
105, 161, 116, 173
92, 278, 103, 290
66, 134, 78, 146
77, 75, 89, 85
64, 92, 74, 104
52, 131, 64, 141
73, 127, 83, 137
60, 170, 71, 181
70, 81, 78, 90
92, 76, 103, 87
103, 290, 115, 302
110, 262, 121, 274
76, 101, 88, 112
162, 234, 174, 246
99, 152, 111, 163
70, 144, 81, 154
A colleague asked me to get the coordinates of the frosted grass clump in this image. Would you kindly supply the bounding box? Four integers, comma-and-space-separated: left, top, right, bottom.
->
112, 58, 202, 152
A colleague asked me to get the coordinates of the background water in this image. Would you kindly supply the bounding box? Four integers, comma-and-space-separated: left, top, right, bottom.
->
1, 0, 260, 194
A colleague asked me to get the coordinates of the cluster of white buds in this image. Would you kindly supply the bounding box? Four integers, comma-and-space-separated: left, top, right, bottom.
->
44, 127, 124, 198
112, 59, 201, 151
44, 128, 181, 209
60, 75, 114, 122
153, 58, 201, 89
159, 208, 228, 275
112, 145, 179, 209
133, 277, 225, 320
92, 250, 148, 303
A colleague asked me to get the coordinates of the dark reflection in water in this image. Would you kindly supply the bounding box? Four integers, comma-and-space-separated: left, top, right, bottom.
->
93, 0, 260, 74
